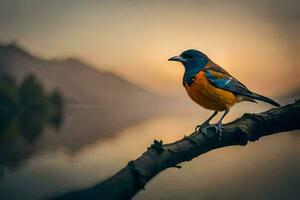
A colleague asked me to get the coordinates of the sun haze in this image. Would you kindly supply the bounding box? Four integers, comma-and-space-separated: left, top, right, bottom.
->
1, 0, 299, 96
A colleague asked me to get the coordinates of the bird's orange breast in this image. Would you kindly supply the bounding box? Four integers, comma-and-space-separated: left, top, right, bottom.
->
184, 71, 239, 111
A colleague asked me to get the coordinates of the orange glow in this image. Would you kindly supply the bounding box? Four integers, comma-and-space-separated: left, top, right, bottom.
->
3, 1, 298, 97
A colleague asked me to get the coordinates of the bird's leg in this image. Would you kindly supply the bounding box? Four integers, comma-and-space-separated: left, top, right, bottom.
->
195, 111, 218, 132
214, 109, 229, 140
201, 109, 229, 140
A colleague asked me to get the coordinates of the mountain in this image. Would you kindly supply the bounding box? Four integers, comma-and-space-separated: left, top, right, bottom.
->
0, 42, 172, 169
0, 42, 158, 106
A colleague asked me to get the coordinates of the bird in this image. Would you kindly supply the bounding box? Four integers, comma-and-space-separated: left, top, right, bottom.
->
168, 49, 280, 139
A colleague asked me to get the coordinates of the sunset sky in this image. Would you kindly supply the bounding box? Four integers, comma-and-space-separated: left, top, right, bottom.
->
0, 0, 299, 96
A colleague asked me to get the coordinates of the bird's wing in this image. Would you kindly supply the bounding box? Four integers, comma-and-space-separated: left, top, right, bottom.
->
204, 67, 253, 97
205, 65, 231, 76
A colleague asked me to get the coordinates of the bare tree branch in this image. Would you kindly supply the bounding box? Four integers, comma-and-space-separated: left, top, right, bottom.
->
54, 101, 300, 200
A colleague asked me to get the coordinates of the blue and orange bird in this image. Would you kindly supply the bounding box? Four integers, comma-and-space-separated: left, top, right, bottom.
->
168, 49, 280, 139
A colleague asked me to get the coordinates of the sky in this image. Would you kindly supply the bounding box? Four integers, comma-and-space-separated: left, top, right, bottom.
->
0, 0, 299, 96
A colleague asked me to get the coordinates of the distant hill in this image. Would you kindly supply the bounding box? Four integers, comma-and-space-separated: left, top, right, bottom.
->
0, 42, 158, 106
0, 43, 171, 169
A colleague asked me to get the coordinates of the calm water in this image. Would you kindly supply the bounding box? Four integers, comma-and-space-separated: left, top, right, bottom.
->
0, 104, 299, 200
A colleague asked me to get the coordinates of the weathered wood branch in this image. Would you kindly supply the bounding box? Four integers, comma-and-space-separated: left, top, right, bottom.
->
54, 101, 300, 200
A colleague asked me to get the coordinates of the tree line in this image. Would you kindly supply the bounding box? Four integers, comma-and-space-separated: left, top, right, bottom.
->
0, 74, 64, 143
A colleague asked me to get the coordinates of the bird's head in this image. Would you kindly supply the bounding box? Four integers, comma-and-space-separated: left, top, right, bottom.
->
168, 49, 209, 70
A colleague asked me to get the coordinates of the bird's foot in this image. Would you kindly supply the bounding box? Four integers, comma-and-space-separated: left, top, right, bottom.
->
215, 122, 224, 141
195, 121, 210, 132
197, 122, 224, 140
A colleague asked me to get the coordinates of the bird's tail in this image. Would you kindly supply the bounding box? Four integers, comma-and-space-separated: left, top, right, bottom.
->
250, 92, 281, 107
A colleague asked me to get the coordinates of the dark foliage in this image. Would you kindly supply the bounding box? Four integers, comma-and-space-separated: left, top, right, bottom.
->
0, 73, 64, 143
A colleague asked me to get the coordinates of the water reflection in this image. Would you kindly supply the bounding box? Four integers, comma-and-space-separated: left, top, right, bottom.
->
0, 107, 62, 145
0, 102, 298, 200
0, 74, 63, 170
0, 91, 299, 200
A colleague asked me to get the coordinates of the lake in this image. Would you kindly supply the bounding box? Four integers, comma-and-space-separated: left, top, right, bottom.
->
0, 103, 299, 200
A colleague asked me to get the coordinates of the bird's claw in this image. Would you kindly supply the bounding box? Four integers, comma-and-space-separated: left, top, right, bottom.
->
196, 123, 224, 140
195, 121, 209, 132
215, 122, 224, 141
195, 125, 201, 132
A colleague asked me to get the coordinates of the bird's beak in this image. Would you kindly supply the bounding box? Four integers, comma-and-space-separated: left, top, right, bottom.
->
168, 55, 185, 62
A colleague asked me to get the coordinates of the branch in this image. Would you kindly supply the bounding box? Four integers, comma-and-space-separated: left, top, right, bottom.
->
54, 101, 300, 200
